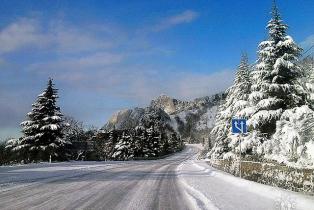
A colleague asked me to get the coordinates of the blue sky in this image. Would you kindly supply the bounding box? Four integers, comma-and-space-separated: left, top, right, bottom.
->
0, 0, 314, 140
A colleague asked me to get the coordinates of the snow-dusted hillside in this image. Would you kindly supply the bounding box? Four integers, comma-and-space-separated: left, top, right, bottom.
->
102, 93, 224, 143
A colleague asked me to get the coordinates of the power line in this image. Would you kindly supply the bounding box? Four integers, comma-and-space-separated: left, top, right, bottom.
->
302, 44, 314, 58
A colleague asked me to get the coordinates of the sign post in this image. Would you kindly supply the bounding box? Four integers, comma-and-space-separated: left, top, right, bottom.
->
231, 119, 247, 178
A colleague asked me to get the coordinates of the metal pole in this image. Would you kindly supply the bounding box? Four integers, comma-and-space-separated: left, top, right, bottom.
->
239, 134, 242, 178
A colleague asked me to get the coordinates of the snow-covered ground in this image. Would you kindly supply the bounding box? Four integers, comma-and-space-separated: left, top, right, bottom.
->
177, 145, 314, 210
0, 144, 313, 210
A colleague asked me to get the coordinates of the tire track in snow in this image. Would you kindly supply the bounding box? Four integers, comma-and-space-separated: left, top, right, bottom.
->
177, 162, 219, 210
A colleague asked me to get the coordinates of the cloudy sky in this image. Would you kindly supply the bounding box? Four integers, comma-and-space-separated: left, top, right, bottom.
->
0, 0, 314, 139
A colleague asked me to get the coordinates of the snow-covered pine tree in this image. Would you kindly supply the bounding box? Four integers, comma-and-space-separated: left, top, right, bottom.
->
133, 125, 145, 157
207, 100, 229, 157
14, 78, 68, 162
152, 121, 166, 156
127, 132, 135, 159
264, 105, 314, 167
168, 133, 181, 152
243, 3, 314, 167
139, 127, 148, 157
248, 2, 305, 136
103, 129, 115, 160
300, 56, 314, 108
152, 132, 160, 156
208, 54, 251, 158
145, 126, 155, 157
229, 53, 251, 118
140, 107, 165, 157
112, 131, 131, 160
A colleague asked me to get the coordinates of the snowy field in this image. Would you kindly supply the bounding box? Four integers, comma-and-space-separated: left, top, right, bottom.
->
0, 144, 313, 210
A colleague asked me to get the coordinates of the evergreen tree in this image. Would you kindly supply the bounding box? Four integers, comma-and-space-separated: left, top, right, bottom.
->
207, 2, 314, 167
152, 121, 165, 156
248, 3, 314, 167
94, 107, 183, 160
209, 54, 251, 158
112, 131, 131, 160
264, 105, 314, 166
169, 133, 181, 152
145, 126, 155, 157
231, 54, 251, 116
14, 78, 68, 162
249, 2, 305, 135
300, 56, 314, 108
104, 129, 115, 160
140, 128, 148, 157
133, 125, 145, 157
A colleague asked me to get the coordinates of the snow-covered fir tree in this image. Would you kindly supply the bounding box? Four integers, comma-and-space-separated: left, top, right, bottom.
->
208, 2, 314, 168
209, 54, 251, 158
94, 108, 183, 160
151, 120, 167, 156
168, 133, 182, 153
231, 54, 251, 118
300, 56, 314, 108
13, 78, 69, 162
248, 3, 305, 136
141, 108, 164, 157
245, 3, 314, 167
133, 125, 145, 157
112, 131, 132, 160
145, 126, 156, 157
263, 105, 314, 167
104, 129, 115, 160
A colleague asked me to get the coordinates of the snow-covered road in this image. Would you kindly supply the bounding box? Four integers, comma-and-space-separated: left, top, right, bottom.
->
0, 144, 313, 210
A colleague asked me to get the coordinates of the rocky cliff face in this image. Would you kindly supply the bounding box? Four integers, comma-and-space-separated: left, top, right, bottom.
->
102, 93, 225, 143
149, 94, 193, 115
104, 108, 145, 131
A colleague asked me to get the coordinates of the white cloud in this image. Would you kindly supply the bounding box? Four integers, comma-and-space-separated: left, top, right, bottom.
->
28, 52, 233, 105
28, 52, 125, 74
125, 70, 234, 103
78, 52, 124, 67
0, 18, 48, 54
1, 14, 231, 111
172, 70, 234, 99
0, 18, 122, 55
50, 22, 120, 54
0, 12, 233, 138
153, 10, 199, 32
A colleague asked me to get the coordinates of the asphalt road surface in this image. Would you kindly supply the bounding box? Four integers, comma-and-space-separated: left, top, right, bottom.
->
1, 145, 314, 210
0, 146, 198, 210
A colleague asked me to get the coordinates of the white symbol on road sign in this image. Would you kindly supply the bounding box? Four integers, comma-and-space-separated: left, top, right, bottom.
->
232, 119, 247, 134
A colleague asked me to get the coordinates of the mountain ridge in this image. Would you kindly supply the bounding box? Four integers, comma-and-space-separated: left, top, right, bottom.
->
102, 93, 225, 143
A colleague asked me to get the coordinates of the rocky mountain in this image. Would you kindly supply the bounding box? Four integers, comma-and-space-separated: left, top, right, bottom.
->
102, 93, 225, 143
103, 108, 145, 131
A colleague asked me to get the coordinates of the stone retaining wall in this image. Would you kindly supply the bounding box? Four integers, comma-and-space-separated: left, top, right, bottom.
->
208, 159, 314, 194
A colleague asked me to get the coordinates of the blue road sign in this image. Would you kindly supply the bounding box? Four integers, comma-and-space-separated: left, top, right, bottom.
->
232, 119, 247, 134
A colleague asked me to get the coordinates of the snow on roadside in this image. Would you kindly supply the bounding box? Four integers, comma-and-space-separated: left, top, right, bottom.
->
176, 162, 219, 210
177, 145, 314, 210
